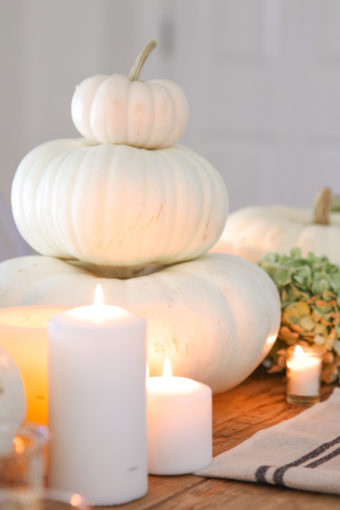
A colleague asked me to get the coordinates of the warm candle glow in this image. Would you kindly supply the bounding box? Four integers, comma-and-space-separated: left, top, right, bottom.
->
162, 357, 172, 378
286, 344, 322, 402
93, 285, 105, 307
0, 305, 68, 425
293, 345, 304, 359
147, 358, 212, 475
67, 285, 130, 323
146, 363, 150, 378
70, 494, 85, 508
147, 358, 204, 395
14, 436, 25, 454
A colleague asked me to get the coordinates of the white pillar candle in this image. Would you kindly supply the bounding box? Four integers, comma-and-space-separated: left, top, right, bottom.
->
147, 358, 212, 475
48, 286, 147, 506
286, 345, 322, 397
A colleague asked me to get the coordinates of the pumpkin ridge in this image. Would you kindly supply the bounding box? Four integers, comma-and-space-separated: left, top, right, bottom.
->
173, 146, 207, 257
153, 147, 177, 259
159, 147, 184, 258
161, 84, 177, 149
172, 146, 228, 258
89, 76, 120, 143
148, 82, 176, 149
195, 149, 227, 251
103, 144, 122, 254
89, 77, 108, 142
53, 147, 91, 260
38, 150, 77, 256
72, 75, 107, 141
150, 79, 188, 148
126, 80, 154, 149
74, 147, 106, 258
144, 81, 155, 149
12, 140, 87, 256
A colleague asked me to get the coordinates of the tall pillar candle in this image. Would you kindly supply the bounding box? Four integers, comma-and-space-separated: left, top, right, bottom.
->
147, 358, 212, 475
48, 286, 147, 506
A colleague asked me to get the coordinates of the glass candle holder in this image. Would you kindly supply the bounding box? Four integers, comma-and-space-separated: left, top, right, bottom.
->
0, 423, 49, 510
0, 488, 91, 510
0, 306, 68, 425
286, 345, 323, 405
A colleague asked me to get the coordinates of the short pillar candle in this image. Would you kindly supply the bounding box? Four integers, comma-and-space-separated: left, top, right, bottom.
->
286, 345, 322, 405
0, 305, 68, 424
48, 286, 147, 506
147, 358, 212, 475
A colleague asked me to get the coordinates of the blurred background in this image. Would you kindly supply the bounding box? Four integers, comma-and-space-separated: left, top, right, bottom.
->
1, 0, 340, 260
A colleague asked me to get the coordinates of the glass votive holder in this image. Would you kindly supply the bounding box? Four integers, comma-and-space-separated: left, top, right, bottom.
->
286, 344, 323, 405
0, 488, 91, 510
0, 422, 49, 510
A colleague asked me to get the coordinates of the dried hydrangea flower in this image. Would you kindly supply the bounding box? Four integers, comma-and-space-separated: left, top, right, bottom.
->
259, 248, 340, 384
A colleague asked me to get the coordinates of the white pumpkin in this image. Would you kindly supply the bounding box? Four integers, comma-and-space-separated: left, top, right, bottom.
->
212, 188, 340, 265
12, 139, 228, 275
72, 40, 188, 149
0, 345, 26, 453
0, 253, 280, 393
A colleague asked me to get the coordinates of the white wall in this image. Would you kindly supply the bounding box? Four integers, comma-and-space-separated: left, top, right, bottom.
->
1, 0, 340, 257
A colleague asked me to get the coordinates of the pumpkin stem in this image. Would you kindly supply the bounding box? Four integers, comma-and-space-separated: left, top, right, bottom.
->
128, 39, 157, 81
313, 187, 332, 225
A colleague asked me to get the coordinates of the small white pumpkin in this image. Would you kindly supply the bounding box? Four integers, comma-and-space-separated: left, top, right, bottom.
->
12, 139, 228, 275
72, 40, 188, 149
0, 253, 280, 393
0, 345, 26, 453
212, 188, 340, 265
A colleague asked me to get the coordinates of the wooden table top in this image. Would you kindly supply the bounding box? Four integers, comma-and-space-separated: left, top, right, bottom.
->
45, 368, 339, 510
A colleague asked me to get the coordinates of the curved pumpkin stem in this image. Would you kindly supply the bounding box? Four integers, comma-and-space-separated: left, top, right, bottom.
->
313, 187, 332, 225
128, 39, 157, 81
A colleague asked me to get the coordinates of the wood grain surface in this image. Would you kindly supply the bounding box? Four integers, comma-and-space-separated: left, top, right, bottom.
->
44, 368, 339, 510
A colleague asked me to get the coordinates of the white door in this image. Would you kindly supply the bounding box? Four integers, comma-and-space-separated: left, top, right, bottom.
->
134, 0, 340, 211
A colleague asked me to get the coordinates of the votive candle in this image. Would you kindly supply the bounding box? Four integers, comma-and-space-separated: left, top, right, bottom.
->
286, 345, 322, 405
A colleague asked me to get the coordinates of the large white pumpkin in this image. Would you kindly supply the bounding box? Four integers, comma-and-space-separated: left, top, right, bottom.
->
212, 188, 340, 265
12, 139, 228, 275
0, 253, 280, 393
72, 40, 188, 149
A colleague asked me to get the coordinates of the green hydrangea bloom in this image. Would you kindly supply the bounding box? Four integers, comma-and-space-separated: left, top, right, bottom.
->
259, 248, 340, 383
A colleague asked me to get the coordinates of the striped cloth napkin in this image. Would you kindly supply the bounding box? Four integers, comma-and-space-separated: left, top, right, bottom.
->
197, 388, 340, 494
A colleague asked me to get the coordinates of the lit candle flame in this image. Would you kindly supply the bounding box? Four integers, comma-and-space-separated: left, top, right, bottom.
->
14, 436, 25, 454
70, 494, 85, 508
162, 357, 172, 378
294, 345, 304, 359
93, 284, 105, 307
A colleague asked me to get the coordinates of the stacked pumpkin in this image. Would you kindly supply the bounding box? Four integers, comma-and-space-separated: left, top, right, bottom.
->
0, 41, 280, 393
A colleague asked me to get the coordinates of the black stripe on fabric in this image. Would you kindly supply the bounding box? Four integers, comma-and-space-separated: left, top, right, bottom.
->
305, 445, 340, 468
273, 435, 340, 486
255, 465, 271, 483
